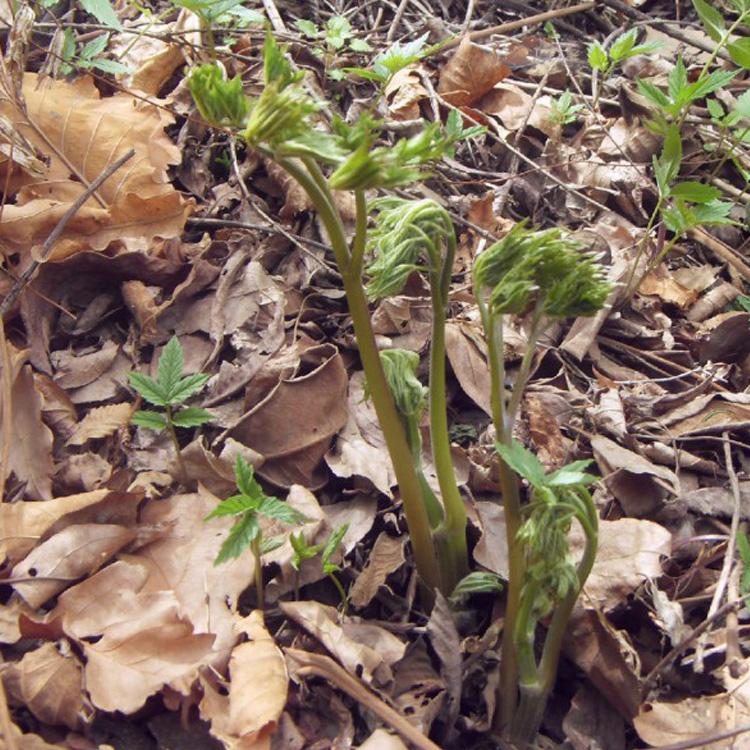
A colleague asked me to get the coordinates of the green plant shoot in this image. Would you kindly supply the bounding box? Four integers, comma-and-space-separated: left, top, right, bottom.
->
290, 524, 350, 606
129, 336, 213, 481
206, 456, 308, 608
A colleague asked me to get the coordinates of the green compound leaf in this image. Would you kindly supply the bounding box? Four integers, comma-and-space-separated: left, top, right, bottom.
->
130, 410, 168, 431
171, 407, 214, 428
608, 28, 638, 62
728, 38, 750, 69
189, 64, 250, 128
295, 19, 319, 38
326, 16, 352, 49
129, 371, 169, 407
214, 513, 260, 564
167, 373, 210, 405
234, 455, 261, 500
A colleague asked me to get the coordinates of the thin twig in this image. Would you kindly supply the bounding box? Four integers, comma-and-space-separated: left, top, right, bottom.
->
643, 592, 750, 690
0, 148, 136, 319
440, 2, 597, 51
386, 0, 412, 42
693, 432, 742, 672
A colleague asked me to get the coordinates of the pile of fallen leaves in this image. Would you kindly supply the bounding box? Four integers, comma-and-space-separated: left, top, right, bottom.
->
3, 0, 750, 748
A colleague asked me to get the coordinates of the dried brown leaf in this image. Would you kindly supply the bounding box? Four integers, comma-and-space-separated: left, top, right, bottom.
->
349, 531, 406, 609
67, 402, 132, 446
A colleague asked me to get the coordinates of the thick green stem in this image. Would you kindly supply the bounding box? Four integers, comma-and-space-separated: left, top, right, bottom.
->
509, 508, 598, 745
428, 236, 468, 593
272, 155, 440, 597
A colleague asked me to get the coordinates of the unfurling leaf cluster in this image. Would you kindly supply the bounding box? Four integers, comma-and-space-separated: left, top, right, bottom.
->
473, 221, 612, 319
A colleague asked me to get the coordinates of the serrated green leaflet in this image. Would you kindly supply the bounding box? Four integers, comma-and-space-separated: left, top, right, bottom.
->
171, 407, 214, 428
129, 371, 169, 407
130, 411, 168, 430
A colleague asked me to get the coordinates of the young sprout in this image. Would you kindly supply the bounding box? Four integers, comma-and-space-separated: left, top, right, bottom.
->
129, 336, 213, 482
290, 524, 350, 607
206, 456, 308, 610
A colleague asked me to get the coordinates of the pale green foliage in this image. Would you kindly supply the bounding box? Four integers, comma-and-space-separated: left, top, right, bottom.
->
206, 456, 308, 565
295, 15, 372, 56
588, 28, 662, 78
549, 90, 586, 125
81, 0, 122, 30
495, 440, 598, 646
189, 65, 250, 128
347, 33, 441, 85
59, 31, 131, 75
473, 222, 612, 319
693, 0, 750, 69
172, 0, 262, 24
129, 336, 213, 432
378, 350, 427, 422
366, 198, 454, 297
652, 124, 737, 234
449, 571, 504, 604
637, 56, 736, 127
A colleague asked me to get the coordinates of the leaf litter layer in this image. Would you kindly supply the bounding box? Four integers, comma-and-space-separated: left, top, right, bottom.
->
3, 0, 750, 749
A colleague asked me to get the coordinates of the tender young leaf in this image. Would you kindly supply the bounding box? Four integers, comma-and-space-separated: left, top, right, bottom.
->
450, 571, 504, 601
214, 513, 260, 564
326, 16, 352, 49
693, 199, 737, 225
260, 534, 286, 555
733, 89, 750, 119
728, 38, 750, 69
692, 0, 726, 42
129, 371, 169, 407
295, 19, 318, 38
587, 41, 608, 72
349, 38, 372, 52
86, 58, 132, 74
257, 496, 308, 525
205, 493, 259, 519
171, 407, 214, 428
156, 337, 184, 397
234, 455, 260, 500
637, 78, 671, 110
322, 524, 349, 572
608, 29, 638, 62
80, 0, 122, 30
661, 124, 682, 185
80, 33, 109, 60
707, 98, 725, 120
667, 57, 688, 104
167, 373, 210, 405
682, 69, 737, 106
290, 531, 323, 570
130, 410, 168, 431
546, 460, 597, 487
670, 181, 721, 203
495, 440, 547, 487
737, 532, 750, 566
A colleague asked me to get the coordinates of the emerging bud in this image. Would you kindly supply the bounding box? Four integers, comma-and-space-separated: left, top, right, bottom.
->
189, 64, 250, 129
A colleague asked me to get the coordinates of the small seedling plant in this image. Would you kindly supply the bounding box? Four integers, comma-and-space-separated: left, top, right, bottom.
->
189, 31, 612, 746
129, 336, 213, 480
588, 28, 662, 106
295, 16, 371, 80
548, 90, 586, 126
290, 524, 349, 606
206, 456, 308, 608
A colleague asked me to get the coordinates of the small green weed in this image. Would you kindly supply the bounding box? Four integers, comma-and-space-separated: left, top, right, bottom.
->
129, 336, 213, 481
206, 456, 308, 608
548, 90, 586, 126
290, 524, 349, 607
